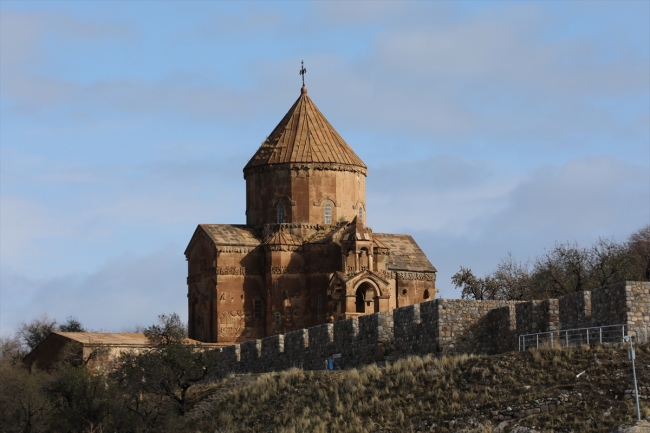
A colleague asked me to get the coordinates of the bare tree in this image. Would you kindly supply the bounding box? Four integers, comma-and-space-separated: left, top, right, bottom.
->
589, 237, 631, 287
492, 253, 534, 300
453, 226, 648, 301
17, 314, 58, 352
628, 225, 650, 281
451, 267, 501, 300
58, 317, 86, 333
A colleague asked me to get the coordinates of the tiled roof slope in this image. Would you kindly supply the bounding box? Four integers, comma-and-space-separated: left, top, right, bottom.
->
340, 216, 371, 241
56, 332, 150, 346
373, 234, 437, 273
263, 230, 303, 246
200, 224, 261, 246
244, 87, 366, 170
46, 333, 223, 347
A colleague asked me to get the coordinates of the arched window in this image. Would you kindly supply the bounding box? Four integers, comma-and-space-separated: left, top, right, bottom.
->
324, 203, 332, 224
274, 312, 281, 326
358, 206, 363, 222
277, 203, 285, 223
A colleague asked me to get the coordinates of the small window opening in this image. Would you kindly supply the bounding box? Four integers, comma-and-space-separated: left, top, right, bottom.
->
358, 206, 363, 222
324, 204, 332, 224
355, 286, 365, 313
254, 299, 262, 318
274, 280, 279, 290
274, 312, 281, 326
277, 203, 285, 223
317, 294, 323, 315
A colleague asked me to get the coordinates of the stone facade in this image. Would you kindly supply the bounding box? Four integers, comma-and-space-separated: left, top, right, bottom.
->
24, 333, 152, 370
185, 86, 437, 344
206, 281, 649, 377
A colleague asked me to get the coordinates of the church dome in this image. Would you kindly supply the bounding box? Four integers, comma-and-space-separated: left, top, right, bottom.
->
244, 85, 367, 228
244, 86, 366, 173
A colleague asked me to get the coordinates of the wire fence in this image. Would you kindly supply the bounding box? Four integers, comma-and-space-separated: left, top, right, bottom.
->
519, 324, 649, 351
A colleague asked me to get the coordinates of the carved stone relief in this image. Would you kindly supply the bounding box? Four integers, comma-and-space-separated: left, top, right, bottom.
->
395, 271, 435, 281
216, 266, 262, 276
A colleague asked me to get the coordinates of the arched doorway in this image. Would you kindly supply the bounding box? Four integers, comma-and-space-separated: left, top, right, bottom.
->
355, 282, 378, 314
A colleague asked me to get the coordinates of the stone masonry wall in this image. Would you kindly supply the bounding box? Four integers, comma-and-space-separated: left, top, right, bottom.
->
558, 291, 592, 329
590, 281, 628, 327
515, 299, 559, 336
625, 281, 650, 327
208, 282, 649, 378
436, 299, 519, 355
211, 312, 393, 377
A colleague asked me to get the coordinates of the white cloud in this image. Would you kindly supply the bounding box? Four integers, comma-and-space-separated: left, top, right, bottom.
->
368, 156, 520, 235
0, 11, 131, 70
487, 156, 649, 239
0, 3, 647, 334
403, 155, 649, 299
0, 196, 82, 263
0, 246, 185, 335
2, 4, 647, 152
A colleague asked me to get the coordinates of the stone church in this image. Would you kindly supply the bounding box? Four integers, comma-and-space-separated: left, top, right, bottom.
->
185, 84, 437, 344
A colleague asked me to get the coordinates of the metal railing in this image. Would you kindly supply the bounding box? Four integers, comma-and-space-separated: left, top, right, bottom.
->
519, 324, 648, 351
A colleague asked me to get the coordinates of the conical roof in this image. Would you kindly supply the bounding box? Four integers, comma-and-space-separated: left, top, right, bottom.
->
244, 87, 366, 171
340, 216, 372, 241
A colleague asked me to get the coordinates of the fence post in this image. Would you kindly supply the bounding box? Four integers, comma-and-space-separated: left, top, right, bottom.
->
600, 327, 602, 344
586, 328, 589, 345
536, 334, 539, 349
565, 330, 568, 347
550, 332, 553, 348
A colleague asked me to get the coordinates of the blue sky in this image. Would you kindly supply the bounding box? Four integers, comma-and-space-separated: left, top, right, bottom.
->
1, 1, 648, 334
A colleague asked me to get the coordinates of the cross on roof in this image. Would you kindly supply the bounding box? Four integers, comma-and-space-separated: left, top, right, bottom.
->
299, 60, 307, 86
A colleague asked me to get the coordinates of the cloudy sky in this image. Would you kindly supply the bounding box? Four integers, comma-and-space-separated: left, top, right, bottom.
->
1, 1, 648, 334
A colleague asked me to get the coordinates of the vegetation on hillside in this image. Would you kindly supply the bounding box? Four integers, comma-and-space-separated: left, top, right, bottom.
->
2, 227, 649, 432
452, 225, 650, 301
0, 314, 87, 364
5, 337, 649, 432
188, 344, 650, 433
0, 314, 219, 433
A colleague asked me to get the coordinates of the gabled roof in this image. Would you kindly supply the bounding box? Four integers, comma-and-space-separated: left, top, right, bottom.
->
372, 234, 437, 273
51, 332, 220, 346
200, 224, 260, 246
373, 237, 390, 250
184, 224, 261, 256
340, 216, 372, 242
244, 87, 366, 171
54, 332, 150, 346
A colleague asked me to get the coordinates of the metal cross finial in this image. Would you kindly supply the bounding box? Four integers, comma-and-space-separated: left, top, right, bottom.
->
299, 60, 307, 86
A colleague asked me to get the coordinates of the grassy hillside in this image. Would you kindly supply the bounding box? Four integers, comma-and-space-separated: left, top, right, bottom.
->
186, 344, 650, 433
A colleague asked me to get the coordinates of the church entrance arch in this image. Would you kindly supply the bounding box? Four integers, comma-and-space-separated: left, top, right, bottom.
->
355, 282, 378, 314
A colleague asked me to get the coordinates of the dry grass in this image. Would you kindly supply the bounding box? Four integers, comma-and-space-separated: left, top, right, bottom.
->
186, 344, 650, 432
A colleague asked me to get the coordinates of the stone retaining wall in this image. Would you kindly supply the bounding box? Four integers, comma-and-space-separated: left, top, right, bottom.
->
209, 281, 649, 378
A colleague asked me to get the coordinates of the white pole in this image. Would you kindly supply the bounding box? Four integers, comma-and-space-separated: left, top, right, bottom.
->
626, 334, 641, 421
551, 332, 553, 348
